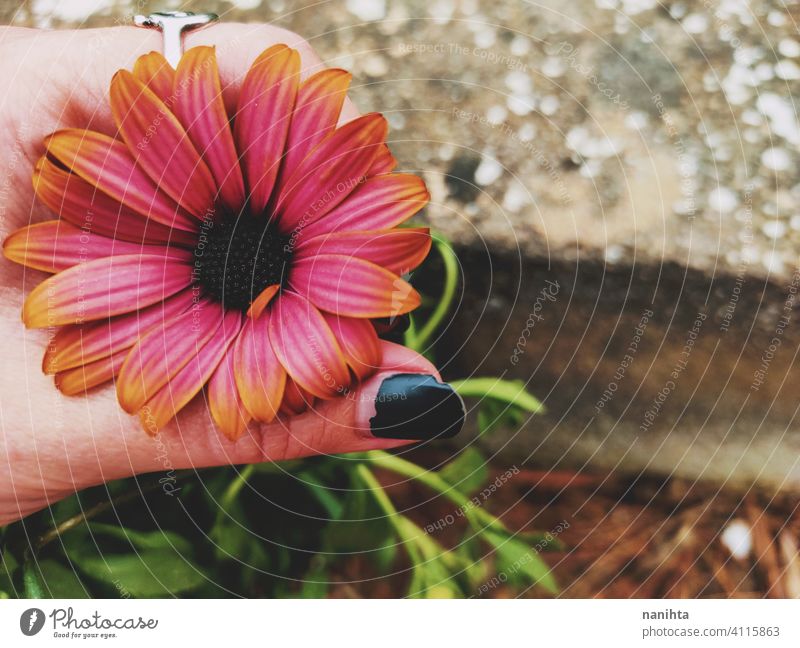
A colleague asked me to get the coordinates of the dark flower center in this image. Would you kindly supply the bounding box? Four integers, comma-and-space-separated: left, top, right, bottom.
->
194, 216, 291, 311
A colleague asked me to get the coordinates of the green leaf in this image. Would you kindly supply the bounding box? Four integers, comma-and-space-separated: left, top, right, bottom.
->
395, 517, 466, 598
1, 548, 18, 586
298, 556, 330, 598
22, 562, 45, 599
72, 550, 207, 597
483, 529, 558, 594
453, 532, 492, 589
26, 560, 89, 598
209, 500, 269, 568
297, 471, 344, 519
89, 523, 192, 554
476, 398, 527, 437
324, 472, 396, 561
438, 447, 489, 496
452, 378, 544, 413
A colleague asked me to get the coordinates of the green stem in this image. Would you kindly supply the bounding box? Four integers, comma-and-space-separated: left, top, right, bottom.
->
214, 465, 255, 527
355, 465, 423, 564
35, 485, 157, 552
407, 236, 458, 351
365, 451, 506, 534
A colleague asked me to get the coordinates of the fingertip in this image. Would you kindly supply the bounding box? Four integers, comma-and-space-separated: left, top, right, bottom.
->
357, 372, 465, 441
377, 340, 442, 380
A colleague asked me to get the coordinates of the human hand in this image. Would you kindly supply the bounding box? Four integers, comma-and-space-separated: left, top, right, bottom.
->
0, 23, 464, 526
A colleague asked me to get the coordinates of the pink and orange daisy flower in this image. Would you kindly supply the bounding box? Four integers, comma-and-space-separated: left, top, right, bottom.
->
3, 45, 431, 440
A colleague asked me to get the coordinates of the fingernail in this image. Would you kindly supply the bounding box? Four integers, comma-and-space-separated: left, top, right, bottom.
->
370, 373, 465, 440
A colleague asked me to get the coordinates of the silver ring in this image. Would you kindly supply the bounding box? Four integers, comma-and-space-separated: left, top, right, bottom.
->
133, 11, 219, 67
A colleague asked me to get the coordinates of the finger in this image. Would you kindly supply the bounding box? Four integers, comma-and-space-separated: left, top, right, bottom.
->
262, 341, 463, 461
142, 341, 464, 470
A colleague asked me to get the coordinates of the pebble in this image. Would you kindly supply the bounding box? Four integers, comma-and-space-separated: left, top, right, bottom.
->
775, 60, 800, 80
682, 13, 709, 34
346, 0, 386, 21
768, 10, 787, 27
625, 112, 648, 131
507, 95, 535, 116
539, 96, 560, 116
362, 54, 388, 77
505, 70, 532, 95
605, 245, 625, 263
502, 184, 532, 212
755, 62, 774, 82
541, 57, 566, 78
621, 0, 657, 15
757, 93, 800, 146
762, 220, 787, 239
428, 0, 455, 24
510, 36, 531, 57
486, 105, 508, 125
669, 2, 687, 18
720, 520, 752, 560
475, 157, 504, 186
387, 113, 406, 130
517, 123, 537, 141
474, 28, 496, 49
566, 126, 622, 159
761, 147, 791, 172
779, 38, 800, 58
708, 187, 739, 213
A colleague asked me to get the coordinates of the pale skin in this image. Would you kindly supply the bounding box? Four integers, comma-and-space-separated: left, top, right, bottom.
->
0, 24, 445, 525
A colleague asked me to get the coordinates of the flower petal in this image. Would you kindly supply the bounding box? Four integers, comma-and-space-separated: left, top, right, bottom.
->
110, 70, 217, 217
299, 173, 428, 240
275, 114, 388, 234
33, 158, 197, 246
208, 343, 251, 441
174, 46, 245, 211
132, 51, 175, 104
268, 291, 349, 398
289, 254, 420, 318
295, 227, 431, 275
368, 145, 397, 175
322, 312, 382, 381
22, 253, 194, 328
54, 353, 126, 396
45, 129, 198, 231
3, 221, 175, 273
246, 283, 279, 319
234, 310, 286, 422
279, 68, 351, 184
139, 310, 242, 432
117, 298, 225, 413
278, 376, 314, 415
43, 289, 197, 373
234, 44, 300, 215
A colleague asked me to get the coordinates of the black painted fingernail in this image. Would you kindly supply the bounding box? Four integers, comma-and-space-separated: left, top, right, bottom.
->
370, 373, 465, 440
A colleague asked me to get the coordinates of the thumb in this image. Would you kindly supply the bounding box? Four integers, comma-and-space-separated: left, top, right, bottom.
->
262, 341, 466, 461
139, 341, 465, 470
